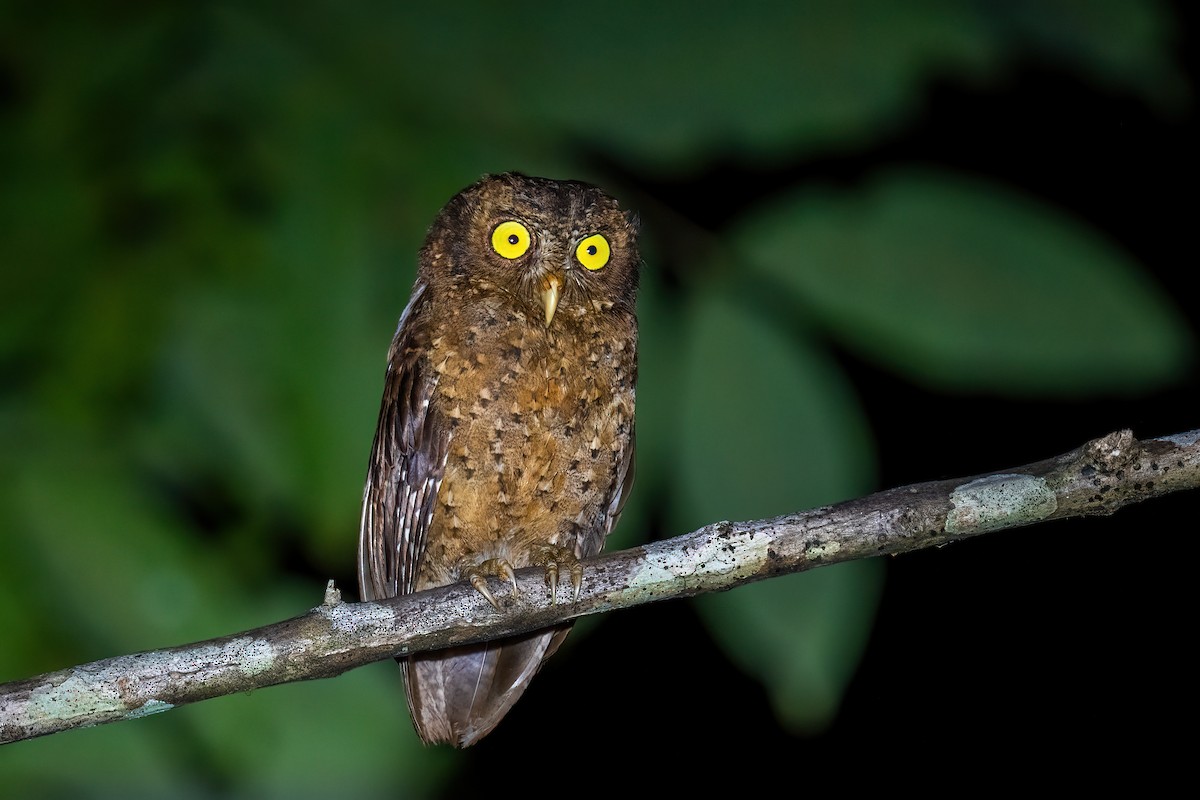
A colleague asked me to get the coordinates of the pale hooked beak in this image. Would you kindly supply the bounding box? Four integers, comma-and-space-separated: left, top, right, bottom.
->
540, 273, 563, 326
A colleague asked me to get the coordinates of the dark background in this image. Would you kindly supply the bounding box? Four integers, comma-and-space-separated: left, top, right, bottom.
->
454, 8, 1199, 790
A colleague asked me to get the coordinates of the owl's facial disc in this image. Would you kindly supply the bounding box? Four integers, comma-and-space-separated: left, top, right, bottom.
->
540, 272, 563, 326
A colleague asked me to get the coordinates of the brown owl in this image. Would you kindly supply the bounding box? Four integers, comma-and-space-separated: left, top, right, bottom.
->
358, 173, 639, 747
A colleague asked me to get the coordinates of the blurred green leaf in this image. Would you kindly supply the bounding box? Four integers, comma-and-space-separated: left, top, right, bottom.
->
282, 0, 1184, 170
605, 265, 679, 552
7, 443, 246, 656
0, 427, 447, 795
985, 0, 1188, 109
670, 289, 880, 731
672, 290, 875, 525
187, 664, 455, 798
304, 1, 1000, 169
0, 719, 188, 796
696, 561, 884, 733
735, 169, 1193, 393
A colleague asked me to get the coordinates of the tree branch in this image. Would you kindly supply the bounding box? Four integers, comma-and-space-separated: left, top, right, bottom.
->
2, 428, 1196, 745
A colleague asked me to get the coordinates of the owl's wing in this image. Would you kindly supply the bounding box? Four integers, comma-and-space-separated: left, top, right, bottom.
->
357, 285, 448, 600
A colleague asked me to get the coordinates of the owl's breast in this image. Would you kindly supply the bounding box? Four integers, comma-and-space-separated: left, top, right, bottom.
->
416, 303, 635, 585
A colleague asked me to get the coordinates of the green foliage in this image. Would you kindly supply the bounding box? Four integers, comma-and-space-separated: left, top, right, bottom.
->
669, 291, 881, 734
735, 169, 1190, 392
0, 0, 1191, 794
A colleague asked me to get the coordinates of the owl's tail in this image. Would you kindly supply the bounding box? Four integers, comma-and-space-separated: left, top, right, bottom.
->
400, 625, 572, 747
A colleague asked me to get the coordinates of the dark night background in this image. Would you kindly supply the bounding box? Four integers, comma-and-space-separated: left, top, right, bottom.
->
1, 2, 1195, 795
458, 31, 1198, 792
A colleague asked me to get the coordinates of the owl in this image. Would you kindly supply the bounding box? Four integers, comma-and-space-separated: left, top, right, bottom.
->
358, 173, 639, 747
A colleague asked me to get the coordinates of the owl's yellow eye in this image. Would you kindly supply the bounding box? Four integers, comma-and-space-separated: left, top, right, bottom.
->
491, 221, 532, 259
575, 234, 610, 271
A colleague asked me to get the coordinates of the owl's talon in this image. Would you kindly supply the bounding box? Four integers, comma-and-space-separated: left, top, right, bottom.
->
469, 573, 501, 609
532, 545, 582, 605
467, 558, 519, 609
571, 563, 583, 602
545, 562, 559, 604
498, 561, 518, 595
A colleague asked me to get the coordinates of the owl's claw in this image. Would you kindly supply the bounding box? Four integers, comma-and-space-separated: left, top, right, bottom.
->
532, 545, 584, 604
467, 559, 519, 609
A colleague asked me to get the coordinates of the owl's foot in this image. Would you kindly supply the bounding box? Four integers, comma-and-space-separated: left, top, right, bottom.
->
466, 559, 518, 609
531, 545, 583, 604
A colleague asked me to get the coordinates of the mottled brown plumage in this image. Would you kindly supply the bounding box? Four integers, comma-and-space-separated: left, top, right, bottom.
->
358, 173, 639, 747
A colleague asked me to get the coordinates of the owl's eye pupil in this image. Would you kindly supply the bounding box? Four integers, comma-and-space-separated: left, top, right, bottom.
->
587, 245, 597, 256
507, 234, 519, 245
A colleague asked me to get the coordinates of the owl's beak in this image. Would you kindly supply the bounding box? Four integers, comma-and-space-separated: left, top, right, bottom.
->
540, 273, 563, 327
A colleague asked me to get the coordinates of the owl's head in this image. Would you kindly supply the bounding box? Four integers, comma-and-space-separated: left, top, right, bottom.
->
419, 173, 640, 328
